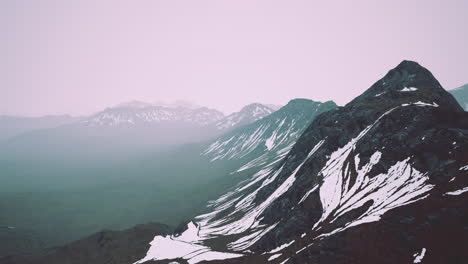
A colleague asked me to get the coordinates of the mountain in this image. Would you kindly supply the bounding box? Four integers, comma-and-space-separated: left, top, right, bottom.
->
0, 115, 80, 142
127, 61, 467, 264
449, 84, 468, 110
214, 103, 275, 131
83, 105, 224, 127
203, 99, 336, 168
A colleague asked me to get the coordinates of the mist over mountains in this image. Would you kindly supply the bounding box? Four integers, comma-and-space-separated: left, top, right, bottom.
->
1, 61, 466, 264
0, 99, 294, 260
0, 101, 279, 163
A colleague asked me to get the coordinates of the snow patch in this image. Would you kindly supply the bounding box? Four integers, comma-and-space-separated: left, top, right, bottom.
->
413, 248, 426, 263
134, 235, 242, 264
445, 187, 468, 196
268, 254, 281, 261
400, 87, 418, 92
268, 240, 295, 254
401, 101, 439, 107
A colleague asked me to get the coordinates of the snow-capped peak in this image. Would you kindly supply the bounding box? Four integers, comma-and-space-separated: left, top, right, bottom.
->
215, 103, 275, 131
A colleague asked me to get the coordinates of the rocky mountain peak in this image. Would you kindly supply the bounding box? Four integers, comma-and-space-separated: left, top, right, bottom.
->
349, 60, 463, 112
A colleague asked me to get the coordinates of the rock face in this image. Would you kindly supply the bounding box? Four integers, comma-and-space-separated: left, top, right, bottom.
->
134, 61, 467, 264
450, 84, 468, 111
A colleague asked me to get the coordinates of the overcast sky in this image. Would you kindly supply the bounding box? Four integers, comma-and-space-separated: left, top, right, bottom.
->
1, 0, 467, 116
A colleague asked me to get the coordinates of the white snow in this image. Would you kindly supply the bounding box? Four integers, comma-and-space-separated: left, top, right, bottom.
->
268, 254, 281, 261
265, 136, 275, 150
413, 248, 426, 263
401, 101, 439, 107
268, 240, 295, 254
445, 187, 468, 196
134, 226, 243, 264
400, 87, 418, 92
173, 221, 200, 242
414, 101, 439, 107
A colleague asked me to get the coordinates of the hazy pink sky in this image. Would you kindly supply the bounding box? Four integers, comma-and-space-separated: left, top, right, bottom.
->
1, 0, 467, 116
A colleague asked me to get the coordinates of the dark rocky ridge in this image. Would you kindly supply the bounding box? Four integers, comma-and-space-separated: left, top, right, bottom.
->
189, 60, 467, 263
220, 61, 468, 263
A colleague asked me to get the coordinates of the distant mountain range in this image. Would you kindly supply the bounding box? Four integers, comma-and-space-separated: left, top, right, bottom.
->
84, 101, 277, 130
0, 102, 281, 161
83, 105, 225, 127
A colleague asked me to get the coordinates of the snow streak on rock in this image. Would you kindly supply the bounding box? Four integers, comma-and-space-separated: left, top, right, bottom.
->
203, 117, 301, 162
198, 141, 324, 243
413, 248, 426, 263
400, 87, 418, 92
311, 109, 434, 237
445, 187, 468, 196
401, 101, 439, 107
